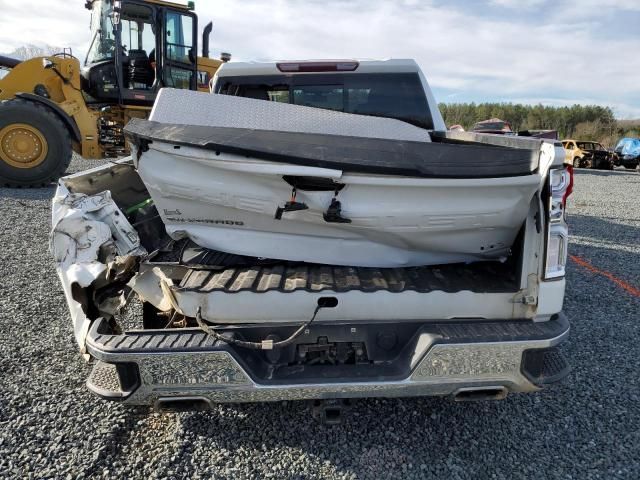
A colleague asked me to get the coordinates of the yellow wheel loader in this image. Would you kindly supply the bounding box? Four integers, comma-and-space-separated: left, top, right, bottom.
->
0, 0, 227, 187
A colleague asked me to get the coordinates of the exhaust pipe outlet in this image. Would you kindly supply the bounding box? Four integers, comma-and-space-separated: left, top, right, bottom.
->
453, 386, 508, 402
155, 396, 213, 412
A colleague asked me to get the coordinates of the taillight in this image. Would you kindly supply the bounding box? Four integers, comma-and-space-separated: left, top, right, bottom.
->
545, 226, 568, 279
562, 165, 574, 203
548, 166, 572, 223
544, 166, 573, 279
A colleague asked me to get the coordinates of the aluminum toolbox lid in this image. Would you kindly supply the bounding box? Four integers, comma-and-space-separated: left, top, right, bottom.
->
148, 88, 433, 142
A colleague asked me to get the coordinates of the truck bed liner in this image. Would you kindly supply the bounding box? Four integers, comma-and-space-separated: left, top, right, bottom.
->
152, 239, 520, 295
144, 243, 523, 323
176, 257, 517, 294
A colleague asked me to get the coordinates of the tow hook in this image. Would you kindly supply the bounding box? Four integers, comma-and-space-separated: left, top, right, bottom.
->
311, 398, 352, 425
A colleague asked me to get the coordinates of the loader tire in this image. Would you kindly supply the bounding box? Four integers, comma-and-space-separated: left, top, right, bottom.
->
0, 99, 72, 187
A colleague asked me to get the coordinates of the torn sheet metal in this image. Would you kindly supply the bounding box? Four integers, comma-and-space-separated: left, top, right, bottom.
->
50, 182, 146, 350
129, 267, 179, 313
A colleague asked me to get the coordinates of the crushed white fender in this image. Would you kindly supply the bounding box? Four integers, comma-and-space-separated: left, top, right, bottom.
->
50, 183, 146, 351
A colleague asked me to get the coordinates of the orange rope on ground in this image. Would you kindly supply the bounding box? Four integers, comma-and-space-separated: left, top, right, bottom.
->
569, 255, 640, 298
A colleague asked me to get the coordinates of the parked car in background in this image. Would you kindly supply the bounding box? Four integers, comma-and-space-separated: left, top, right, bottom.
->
562, 139, 615, 170
613, 137, 640, 169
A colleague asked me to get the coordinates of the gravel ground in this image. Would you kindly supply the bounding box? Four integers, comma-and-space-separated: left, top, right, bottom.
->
0, 158, 639, 479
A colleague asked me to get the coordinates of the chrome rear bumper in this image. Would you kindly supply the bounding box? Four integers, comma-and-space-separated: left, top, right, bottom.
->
85, 314, 570, 405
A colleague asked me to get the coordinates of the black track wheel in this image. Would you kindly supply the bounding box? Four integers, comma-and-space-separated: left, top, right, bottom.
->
0, 98, 73, 187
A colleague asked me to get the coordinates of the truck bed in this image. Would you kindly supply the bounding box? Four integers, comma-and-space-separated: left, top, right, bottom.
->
142, 240, 523, 325
151, 239, 518, 294
177, 255, 517, 295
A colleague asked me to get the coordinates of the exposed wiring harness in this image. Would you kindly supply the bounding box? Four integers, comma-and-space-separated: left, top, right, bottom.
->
196, 304, 323, 351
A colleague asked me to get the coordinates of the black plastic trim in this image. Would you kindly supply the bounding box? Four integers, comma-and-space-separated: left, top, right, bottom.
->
176, 258, 519, 294
124, 119, 541, 179
86, 313, 569, 385
86, 361, 141, 401
89, 314, 569, 355
521, 345, 571, 386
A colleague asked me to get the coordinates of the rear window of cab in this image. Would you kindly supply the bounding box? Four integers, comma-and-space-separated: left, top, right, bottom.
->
214, 73, 434, 130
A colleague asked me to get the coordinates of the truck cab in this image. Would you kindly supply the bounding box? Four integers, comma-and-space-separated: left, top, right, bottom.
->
212, 59, 446, 130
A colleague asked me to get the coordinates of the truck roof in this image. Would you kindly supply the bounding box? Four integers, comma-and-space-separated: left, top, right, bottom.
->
215, 59, 421, 77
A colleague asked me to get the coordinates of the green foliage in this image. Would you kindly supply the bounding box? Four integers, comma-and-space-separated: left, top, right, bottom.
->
438, 102, 623, 145
616, 120, 640, 138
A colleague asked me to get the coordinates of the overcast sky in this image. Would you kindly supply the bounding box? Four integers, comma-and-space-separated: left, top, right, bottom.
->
1, 0, 638, 117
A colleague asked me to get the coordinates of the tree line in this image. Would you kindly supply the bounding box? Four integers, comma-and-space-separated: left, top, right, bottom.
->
438, 102, 639, 147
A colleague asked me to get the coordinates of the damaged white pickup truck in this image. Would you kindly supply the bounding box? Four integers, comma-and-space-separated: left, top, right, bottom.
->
51, 60, 571, 416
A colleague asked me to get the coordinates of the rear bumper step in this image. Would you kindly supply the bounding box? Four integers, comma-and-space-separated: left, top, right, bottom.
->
85, 314, 570, 405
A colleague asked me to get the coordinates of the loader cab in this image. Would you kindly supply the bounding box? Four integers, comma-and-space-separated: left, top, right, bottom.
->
83, 0, 197, 106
